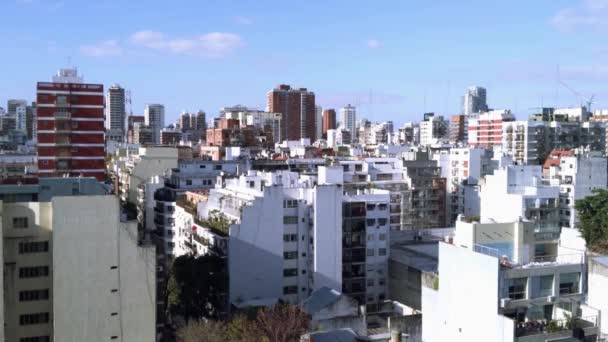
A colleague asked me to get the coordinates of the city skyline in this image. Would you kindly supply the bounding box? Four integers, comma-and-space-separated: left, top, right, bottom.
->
2, 0, 608, 126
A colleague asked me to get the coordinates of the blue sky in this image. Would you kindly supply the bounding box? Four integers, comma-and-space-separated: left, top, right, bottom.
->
1, 0, 608, 126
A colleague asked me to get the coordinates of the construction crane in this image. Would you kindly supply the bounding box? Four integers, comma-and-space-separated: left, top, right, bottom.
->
558, 67, 596, 112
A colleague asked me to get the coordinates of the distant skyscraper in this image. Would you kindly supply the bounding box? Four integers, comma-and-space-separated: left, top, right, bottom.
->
144, 104, 165, 144
267, 84, 316, 141
179, 112, 191, 132
339, 104, 357, 136
37, 68, 105, 180
322, 108, 336, 138
105, 84, 126, 142
7, 99, 27, 115
315, 105, 322, 141
462, 86, 488, 116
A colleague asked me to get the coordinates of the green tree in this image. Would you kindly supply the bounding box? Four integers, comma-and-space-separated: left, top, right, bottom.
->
575, 189, 608, 253
166, 254, 228, 322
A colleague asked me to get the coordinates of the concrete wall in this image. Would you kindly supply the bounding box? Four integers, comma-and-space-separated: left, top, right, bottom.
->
229, 186, 284, 304
53, 195, 122, 341
422, 243, 515, 341
588, 258, 608, 335
118, 222, 156, 342
52, 195, 155, 341
313, 185, 343, 292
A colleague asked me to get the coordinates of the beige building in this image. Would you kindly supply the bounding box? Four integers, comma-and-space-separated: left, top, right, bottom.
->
1, 194, 156, 341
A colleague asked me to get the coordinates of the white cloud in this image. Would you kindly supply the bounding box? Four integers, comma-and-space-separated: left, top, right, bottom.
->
130, 30, 243, 57
367, 39, 382, 49
551, 0, 608, 32
232, 16, 254, 25
80, 40, 123, 57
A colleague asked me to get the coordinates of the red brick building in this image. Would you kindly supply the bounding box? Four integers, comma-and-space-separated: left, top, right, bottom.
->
267, 84, 316, 142
322, 108, 336, 138
36, 69, 105, 180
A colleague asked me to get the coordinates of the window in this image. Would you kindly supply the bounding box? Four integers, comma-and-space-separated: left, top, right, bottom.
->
283, 234, 297, 242
378, 204, 388, 210
186, 180, 192, 186
378, 248, 387, 256
214, 165, 221, 170
367, 249, 375, 257
301, 270, 306, 274
538, 275, 553, 297
379, 293, 386, 301
507, 278, 527, 300
248, 181, 255, 188
283, 216, 298, 225
19, 241, 49, 254
283, 199, 297, 208
19, 289, 50, 302
19, 266, 49, 279
283, 268, 298, 277
283, 251, 298, 259
379, 278, 386, 286
378, 218, 388, 226
19, 312, 50, 325
559, 273, 580, 295
367, 234, 375, 241
20, 337, 50, 342
379, 233, 387, 241
283, 286, 298, 294
366, 219, 376, 227
367, 279, 375, 286
13, 217, 28, 229
366, 204, 376, 211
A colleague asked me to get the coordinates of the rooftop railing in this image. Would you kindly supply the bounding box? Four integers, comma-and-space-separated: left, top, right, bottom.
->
472, 244, 583, 268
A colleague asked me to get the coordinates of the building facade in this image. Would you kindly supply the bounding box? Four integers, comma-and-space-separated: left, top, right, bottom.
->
36, 68, 105, 180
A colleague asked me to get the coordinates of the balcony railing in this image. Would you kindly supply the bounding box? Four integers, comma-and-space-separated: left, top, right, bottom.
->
514, 315, 598, 339
54, 111, 71, 119
473, 244, 583, 268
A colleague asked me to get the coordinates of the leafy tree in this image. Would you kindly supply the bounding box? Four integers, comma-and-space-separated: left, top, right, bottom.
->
575, 189, 608, 253
166, 254, 228, 322
177, 320, 226, 342
226, 314, 258, 342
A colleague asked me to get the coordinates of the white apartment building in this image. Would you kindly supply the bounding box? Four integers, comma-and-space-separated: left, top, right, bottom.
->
480, 165, 561, 250
462, 86, 488, 116
15, 104, 27, 132
110, 146, 178, 204
544, 151, 608, 229
339, 104, 357, 138
222, 106, 282, 143
144, 104, 165, 144
422, 217, 599, 342
419, 116, 448, 146
0, 191, 156, 342
434, 147, 498, 224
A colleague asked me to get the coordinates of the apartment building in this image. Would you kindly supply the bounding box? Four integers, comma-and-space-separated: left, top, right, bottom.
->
419, 115, 448, 146
0, 178, 156, 341
480, 165, 562, 253
36, 68, 105, 180
267, 85, 316, 141
543, 150, 608, 229
109, 146, 178, 205
468, 109, 515, 148
422, 217, 599, 342
503, 119, 606, 165
341, 189, 391, 313
434, 147, 498, 225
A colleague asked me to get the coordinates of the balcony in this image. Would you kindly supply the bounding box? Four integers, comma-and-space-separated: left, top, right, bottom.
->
54, 111, 71, 120
515, 316, 598, 341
